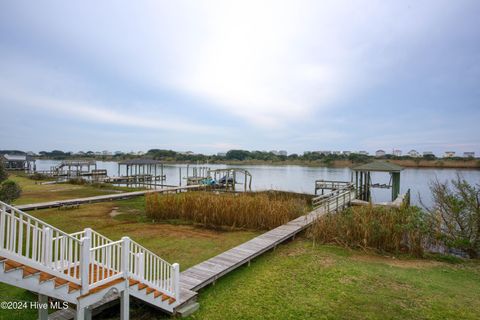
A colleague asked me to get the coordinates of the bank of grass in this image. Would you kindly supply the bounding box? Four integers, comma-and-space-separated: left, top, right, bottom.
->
185, 239, 480, 320
145, 191, 309, 230
309, 205, 428, 257
9, 174, 143, 205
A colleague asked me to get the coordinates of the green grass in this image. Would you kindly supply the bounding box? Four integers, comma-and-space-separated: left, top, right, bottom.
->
9, 174, 143, 205
186, 239, 480, 320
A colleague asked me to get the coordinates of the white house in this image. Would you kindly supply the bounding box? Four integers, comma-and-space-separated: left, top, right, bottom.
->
375, 150, 386, 157
393, 149, 402, 157
444, 151, 456, 158
464, 152, 475, 158
357, 151, 369, 155
342, 151, 351, 156
423, 151, 434, 157
278, 150, 288, 156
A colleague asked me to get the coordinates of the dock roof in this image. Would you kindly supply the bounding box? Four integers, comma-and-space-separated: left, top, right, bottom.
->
352, 161, 403, 172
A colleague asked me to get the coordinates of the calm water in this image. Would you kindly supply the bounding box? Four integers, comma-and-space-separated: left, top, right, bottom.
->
35, 160, 480, 207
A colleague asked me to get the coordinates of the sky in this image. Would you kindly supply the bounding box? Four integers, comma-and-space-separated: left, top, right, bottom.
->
0, 0, 479, 156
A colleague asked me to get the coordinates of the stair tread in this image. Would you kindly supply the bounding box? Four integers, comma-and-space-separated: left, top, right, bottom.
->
39, 272, 56, 282
153, 290, 161, 298
68, 283, 81, 293
4, 260, 24, 271
138, 283, 148, 290
22, 266, 40, 277
146, 287, 154, 294
129, 279, 139, 287
79, 278, 125, 298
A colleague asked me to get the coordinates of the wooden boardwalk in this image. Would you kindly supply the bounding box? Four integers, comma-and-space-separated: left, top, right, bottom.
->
48, 188, 355, 318
16, 185, 204, 211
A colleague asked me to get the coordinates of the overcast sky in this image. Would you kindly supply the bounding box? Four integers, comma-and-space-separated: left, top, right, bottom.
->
0, 0, 479, 155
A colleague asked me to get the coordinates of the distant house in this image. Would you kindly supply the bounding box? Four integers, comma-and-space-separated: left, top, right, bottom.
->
332, 151, 342, 155
278, 150, 287, 156
217, 152, 227, 157
423, 151, 434, 157
114, 151, 124, 156
269, 150, 279, 155
315, 151, 331, 156
407, 150, 420, 158
2, 154, 36, 171
375, 150, 386, 157
357, 151, 369, 156
444, 151, 456, 158
393, 149, 402, 157
464, 152, 475, 158
342, 151, 351, 156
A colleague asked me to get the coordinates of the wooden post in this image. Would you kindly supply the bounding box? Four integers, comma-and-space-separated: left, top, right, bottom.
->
38, 294, 48, 320
121, 236, 130, 278
80, 236, 91, 294
42, 227, 52, 267
173, 263, 180, 301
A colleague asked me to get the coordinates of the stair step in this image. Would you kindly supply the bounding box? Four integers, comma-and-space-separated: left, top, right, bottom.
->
169, 297, 176, 304
4, 260, 24, 272
79, 278, 124, 298
22, 266, 41, 278
146, 287, 154, 294
161, 294, 169, 301
54, 278, 69, 288
39, 272, 55, 283
68, 283, 81, 293
153, 290, 161, 298
0, 256, 6, 262
129, 279, 139, 287
138, 283, 148, 290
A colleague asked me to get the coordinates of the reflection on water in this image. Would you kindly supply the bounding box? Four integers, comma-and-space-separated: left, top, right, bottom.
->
35, 160, 480, 207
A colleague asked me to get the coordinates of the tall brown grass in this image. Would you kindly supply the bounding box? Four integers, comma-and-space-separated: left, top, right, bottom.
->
308, 205, 428, 257
145, 191, 308, 230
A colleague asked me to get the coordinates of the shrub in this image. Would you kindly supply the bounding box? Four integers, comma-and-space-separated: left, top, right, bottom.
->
0, 161, 8, 183
424, 176, 480, 258
308, 205, 428, 257
0, 180, 22, 203
145, 191, 307, 230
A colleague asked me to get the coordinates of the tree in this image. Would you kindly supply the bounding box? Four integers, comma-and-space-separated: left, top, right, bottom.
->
226, 150, 251, 161
0, 180, 22, 203
0, 160, 7, 182
424, 176, 480, 258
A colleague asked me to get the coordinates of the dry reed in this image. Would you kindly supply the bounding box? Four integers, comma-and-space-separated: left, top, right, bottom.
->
145, 191, 308, 230
308, 205, 428, 256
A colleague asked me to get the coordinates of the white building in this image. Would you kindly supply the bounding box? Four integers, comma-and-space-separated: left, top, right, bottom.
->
342, 151, 351, 156
393, 149, 402, 157
278, 150, 287, 156
217, 152, 227, 157
315, 151, 331, 156
375, 150, 386, 157
423, 151, 434, 157
407, 150, 420, 158
464, 152, 475, 158
357, 151, 369, 155
444, 151, 455, 158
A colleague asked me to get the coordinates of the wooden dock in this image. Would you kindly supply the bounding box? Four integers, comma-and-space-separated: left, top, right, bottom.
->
16, 185, 204, 211
48, 188, 355, 319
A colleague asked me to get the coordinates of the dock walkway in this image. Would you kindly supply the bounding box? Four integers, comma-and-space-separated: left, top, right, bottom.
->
17, 185, 203, 211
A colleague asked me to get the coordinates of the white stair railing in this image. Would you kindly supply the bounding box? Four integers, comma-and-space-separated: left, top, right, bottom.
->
129, 239, 180, 300
0, 201, 83, 284
0, 200, 180, 301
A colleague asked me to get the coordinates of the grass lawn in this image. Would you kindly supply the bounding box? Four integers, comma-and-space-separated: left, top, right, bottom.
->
10, 174, 142, 205
186, 239, 480, 320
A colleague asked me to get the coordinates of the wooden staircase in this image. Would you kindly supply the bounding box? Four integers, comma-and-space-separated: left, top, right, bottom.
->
0, 201, 181, 319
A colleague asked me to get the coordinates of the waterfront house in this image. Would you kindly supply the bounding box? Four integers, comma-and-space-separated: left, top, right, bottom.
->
464, 152, 475, 158
423, 151, 434, 157
342, 151, 351, 156
2, 153, 36, 171
358, 151, 369, 155
444, 151, 456, 158
375, 150, 386, 157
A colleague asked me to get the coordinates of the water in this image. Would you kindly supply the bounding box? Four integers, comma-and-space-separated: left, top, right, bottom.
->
34, 160, 480, 207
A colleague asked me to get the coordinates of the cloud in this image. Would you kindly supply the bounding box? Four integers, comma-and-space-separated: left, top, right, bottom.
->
0, 80, 220, 134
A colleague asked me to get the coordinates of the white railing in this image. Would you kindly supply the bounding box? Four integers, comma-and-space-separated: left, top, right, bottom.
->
0, 200, 180, 301
129, 239, 180, 299
0, 201, 83, 284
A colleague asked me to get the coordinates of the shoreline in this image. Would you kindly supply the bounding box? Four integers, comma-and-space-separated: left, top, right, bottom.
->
33, 158, 480, 169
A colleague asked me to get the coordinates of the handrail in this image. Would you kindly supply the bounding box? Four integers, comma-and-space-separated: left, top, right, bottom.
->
1, 200, 180, 302
0, 201, 83, 283
129, 239, 179, 299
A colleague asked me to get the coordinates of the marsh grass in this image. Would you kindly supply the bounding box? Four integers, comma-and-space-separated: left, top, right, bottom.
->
145, 191, 308, 230
308, 205, 428, 257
